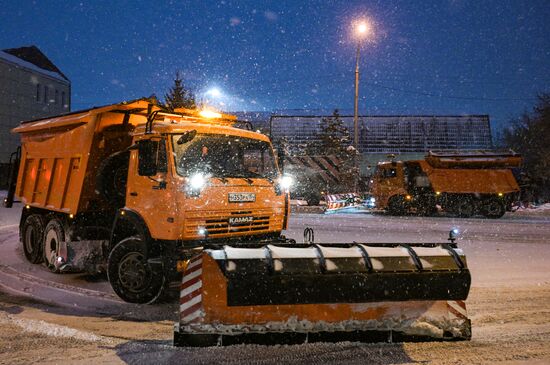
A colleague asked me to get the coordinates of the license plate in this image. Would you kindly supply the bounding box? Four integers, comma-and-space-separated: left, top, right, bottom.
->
228, 193, 256, 203
228, 216, 254, 225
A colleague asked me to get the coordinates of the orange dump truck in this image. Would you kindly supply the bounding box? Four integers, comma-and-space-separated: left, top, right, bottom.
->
370, 151, 522, 218
4, 98, 471, 346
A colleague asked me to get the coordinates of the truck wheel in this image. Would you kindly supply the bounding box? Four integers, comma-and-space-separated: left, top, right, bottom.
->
42, 218, 67, 272
96, 151, 129, 207
388, 196, 406, 216
481, 198, 506, 219
417, 196, 437, 216
305, 193, 321, 206
107, 237, 165, 304
451, 196, 475, 218
21, 214, 45, 264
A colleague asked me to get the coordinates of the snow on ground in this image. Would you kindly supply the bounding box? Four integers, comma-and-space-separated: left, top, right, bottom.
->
1, 203, 549, 364
0, 312, 108, 343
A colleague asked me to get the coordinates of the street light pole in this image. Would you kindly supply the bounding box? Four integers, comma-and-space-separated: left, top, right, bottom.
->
354, 42, 360, 151
352, 20, 370, 193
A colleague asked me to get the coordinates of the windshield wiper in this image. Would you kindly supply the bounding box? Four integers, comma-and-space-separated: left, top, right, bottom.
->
216, 176, 228, 184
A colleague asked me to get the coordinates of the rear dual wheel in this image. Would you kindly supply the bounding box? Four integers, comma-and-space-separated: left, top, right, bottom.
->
21, 214, 45, 264
21, 215, 68, 271
481, 197, 506, 219
42, 219, 67, 272
452, 196, 475, 218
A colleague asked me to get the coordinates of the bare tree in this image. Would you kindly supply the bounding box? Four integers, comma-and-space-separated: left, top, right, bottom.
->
503, 93, 550, 201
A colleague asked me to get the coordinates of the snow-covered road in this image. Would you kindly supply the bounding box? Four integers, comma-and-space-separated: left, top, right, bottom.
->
1, 204, 549, 364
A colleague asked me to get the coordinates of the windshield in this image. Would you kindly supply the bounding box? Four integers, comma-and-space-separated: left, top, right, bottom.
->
172, 134, 278, 179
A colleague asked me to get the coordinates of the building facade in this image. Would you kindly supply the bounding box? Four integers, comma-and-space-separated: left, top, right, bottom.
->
0, 45, 70, 164
269, 115, 493, 155
269, 114, 493, 175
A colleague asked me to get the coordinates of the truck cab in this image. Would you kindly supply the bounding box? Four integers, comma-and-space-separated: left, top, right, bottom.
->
371, 162, 407, 212
122, 122, 287, 245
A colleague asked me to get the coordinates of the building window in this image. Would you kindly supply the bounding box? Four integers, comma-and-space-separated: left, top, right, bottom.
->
36, 84, 40, 101
44, 85, 48, 103
55, 90, 59, 104
61, 91, 65, 107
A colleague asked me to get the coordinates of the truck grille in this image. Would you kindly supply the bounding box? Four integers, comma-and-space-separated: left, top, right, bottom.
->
184, 209, 279, 239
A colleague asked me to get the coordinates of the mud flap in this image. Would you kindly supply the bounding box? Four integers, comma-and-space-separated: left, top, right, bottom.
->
174, 243, 471, 346
57, 240, 107, 273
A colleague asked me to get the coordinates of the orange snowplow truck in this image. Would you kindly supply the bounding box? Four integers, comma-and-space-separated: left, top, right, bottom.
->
370, 151, 522, 218
4, 98, 472, 346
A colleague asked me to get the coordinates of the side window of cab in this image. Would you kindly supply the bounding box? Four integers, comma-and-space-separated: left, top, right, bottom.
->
380, 167, 397, 178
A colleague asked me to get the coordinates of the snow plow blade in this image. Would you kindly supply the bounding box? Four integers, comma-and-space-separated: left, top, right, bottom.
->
174, 243, 471, 346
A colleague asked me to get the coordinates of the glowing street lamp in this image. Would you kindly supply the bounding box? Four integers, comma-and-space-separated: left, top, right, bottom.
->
206, 88, 222, 98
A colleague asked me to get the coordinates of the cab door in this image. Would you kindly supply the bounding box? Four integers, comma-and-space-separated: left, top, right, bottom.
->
125, 137, 179, 240
372, 164, 402, 208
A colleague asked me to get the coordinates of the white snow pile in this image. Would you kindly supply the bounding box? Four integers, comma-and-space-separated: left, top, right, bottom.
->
0, 313, 110, 343
514, 203, 550, 214
178, 315, 468, 339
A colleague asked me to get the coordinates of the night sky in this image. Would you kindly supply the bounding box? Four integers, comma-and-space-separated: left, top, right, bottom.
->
2, 1, 549, 132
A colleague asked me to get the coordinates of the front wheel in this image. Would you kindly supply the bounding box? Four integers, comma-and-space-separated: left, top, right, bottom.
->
388, 196, 406, 216
305, 193, 321, 206
107, 236, 166, 304
417, 196, 437, 216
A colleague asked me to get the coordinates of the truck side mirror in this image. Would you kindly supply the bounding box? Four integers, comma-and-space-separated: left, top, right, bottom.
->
138, 140, 159, 176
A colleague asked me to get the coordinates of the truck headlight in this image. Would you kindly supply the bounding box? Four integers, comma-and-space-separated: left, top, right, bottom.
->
186, 173, 208, 196
189, 173, 206, 190
278, 175, 294, 190
275, 175, 294, 195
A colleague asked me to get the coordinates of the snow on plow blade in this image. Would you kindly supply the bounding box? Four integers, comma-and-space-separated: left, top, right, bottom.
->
174, 243, 471, 346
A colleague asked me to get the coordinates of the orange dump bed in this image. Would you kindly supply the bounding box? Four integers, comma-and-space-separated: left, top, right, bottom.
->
14, 111, 105, 214
426, 168, 520, 194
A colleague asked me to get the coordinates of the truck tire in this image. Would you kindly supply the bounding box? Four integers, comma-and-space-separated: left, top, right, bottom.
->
417, 196, 437, 216
451, 196, 475, 218
21, 214, 45, 264
42, 218, 66, 272
481, 197, 506, 219
96, 151, 130, 207
107, 236, 166, 304
388, 196, 406, 216
305, 193, 321, 206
